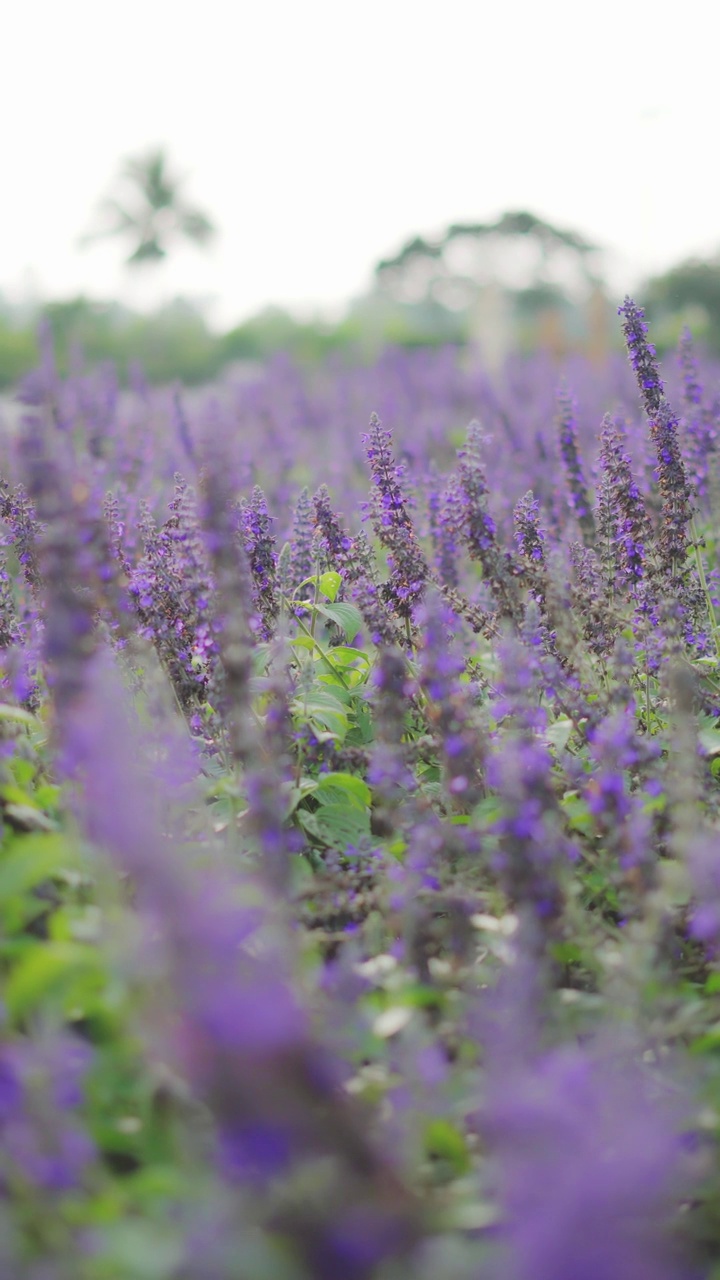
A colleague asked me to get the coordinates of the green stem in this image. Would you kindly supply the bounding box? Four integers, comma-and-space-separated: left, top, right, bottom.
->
405, 614, 413, 651
282, 593, 350, 689
310, 563, 320, 640
691, 514, 720, 661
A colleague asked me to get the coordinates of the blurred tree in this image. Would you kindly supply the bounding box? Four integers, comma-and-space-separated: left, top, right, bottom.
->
0, 321, 37, 389
80, 148, 216, 267
644, 257, 720, 353
373, 211, 607, 362
375, 211, 602, 309
35, 296, 222, 385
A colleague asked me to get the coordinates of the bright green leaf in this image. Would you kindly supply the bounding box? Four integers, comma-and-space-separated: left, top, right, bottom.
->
313, 772, 371, 809
6, 942, 101, 1020
0, 833, 71, 899
310, 802, 370, 849
313, 601, 363, 642
318, 571, 342, 602
424, 1119, 471, 1175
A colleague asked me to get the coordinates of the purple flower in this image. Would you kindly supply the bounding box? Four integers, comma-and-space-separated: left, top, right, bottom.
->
457, 421, 520, 621
313, 485, 360, 581
687, 833, 720, 953
288, 485, 316, 593
595, 413, 656, 602
0, 478, 42, 594
362, 415, 429, 621
618, 297, 665, 416
618, 298, 694, 576
556, 384, 595, 545
416, 592, 484, 807
678, 328, 716, 500
237, 485, 278, 641
427, 468, 462, 589
485, 1036, 694, 1280
0, 1032, 95, 1194
513, 491, 547, 605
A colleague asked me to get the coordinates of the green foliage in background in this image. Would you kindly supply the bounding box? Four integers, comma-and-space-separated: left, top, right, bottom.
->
1, 243, 719, 391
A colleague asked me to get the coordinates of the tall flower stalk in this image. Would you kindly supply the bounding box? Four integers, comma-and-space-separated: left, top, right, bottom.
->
618, 298, 694, 578
556, 385, 595, 547
362, 415, 429, 629
457, 420, 521, 622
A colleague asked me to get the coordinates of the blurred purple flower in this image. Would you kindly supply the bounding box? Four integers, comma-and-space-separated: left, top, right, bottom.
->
484, 1034, 695, 1280
556, 384, 595, 545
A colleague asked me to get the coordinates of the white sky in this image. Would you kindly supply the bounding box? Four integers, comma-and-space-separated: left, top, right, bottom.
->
2, 0, 720, 328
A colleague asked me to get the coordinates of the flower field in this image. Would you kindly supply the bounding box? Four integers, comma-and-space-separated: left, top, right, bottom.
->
2, 300, 720, 1277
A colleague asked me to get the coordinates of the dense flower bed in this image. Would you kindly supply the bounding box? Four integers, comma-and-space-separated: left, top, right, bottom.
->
0, 302, 719, 1277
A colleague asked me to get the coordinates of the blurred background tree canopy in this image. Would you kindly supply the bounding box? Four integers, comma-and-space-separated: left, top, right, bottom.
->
1, 183, 719, 390
643, 257, 720, 352
79, 147, 216, 267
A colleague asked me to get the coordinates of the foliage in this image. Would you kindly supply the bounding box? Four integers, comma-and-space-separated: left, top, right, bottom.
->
0, 319, 38, 389
0, 298, 467, 391
644, 256, 720, 354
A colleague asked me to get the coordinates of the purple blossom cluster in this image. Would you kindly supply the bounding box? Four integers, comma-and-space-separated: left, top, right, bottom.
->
362, 414, 429, 623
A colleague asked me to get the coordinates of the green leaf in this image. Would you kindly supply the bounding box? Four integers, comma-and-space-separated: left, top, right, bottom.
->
316, 672, 354, 699
544, 717, 574, 752
10, 758, 36, 787
550, 941, 584, 965
0, 703, 38, 727
6, 941, 101, 1020
0, 832, 70, 900
308, 802, 370, 850
424, 1119, 471, 1175
470, 796, 503, 828
326, 646, 371, 687
34, 784, 60, 810
297, 810, 324, 842
294, 688, 349, 741
286, 777, 322, 816
690, 1029, 720, 1055
327, 646, 370, 670
560, 790, 593, 834
313, 772, 371, 809
313, 601, 363, 642
699, 724, 720, 757
0, 783, 39, 807
318, 571, 342, 602
3, 804, 57, 833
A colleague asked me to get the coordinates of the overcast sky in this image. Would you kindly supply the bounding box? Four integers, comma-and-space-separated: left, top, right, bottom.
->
3, 0, 719, 327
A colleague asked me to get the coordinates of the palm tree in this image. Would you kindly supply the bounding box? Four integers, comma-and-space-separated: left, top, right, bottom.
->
80, 147, 216, 267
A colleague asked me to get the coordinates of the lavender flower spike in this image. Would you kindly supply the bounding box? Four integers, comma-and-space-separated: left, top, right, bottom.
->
618, 297, 694, 575
457, 420, 521, 621
598, 413, 654, 589
618, 296, 665, 416
556, 385, 595, 546
362, 414, 429, 621
513, 491, 547, 606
